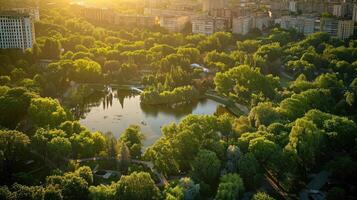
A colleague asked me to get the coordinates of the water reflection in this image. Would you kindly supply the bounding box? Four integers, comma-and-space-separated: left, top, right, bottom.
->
140, 99, 208, 118
75, 89, 223, 147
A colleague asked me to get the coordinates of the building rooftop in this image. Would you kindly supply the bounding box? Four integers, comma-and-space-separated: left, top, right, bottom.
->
0, 10, 30, 17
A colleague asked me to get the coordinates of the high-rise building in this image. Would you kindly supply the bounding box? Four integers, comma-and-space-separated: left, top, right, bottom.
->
301, 16, 315, 35
211, 8, 232, 28
159, 16, 189, 32
252, 12, 271, 31
337, 20, 354, 40
114, 15, 158, 27
276, 15, 316, 35
319, 17, 355, 40
333, 4, 348, 17
0, 12, 35, 49
353, 4, 357, 22
192, 15, 228, 35
320, 17, 339, 37
289, 0, 298, 12
232, 16, 252, 35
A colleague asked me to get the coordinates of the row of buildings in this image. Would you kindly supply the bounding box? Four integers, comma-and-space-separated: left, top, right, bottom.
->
72, 0, 357, 39
2, 0, 357, 50
273, 0, 357, 40
276, 15, 355, 40
190, 0, 357, 39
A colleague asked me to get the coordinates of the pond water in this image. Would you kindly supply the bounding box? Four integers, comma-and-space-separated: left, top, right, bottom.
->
77, 89, 223, 147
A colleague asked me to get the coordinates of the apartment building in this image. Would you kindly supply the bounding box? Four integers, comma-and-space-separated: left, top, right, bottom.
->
0, 12, 35, 49
353, 4, 357, 22
320, 17, 339, 37
232, 16, 252, 35
277, 15, 316, 35
115, 15, 158, 27
289, 0, 298, 12
333, 3, 348, 17
252, 12, 271, 31
159, 15, 189, 32
337, 19, 354, 40
211, 8, 233, 28
144, 8, 196, 17
192, 15, 228, 35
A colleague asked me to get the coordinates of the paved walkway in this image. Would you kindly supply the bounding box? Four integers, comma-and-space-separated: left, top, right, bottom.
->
131, 160, 168, 186
72, 157, 168, 186
205, 91, 249, 115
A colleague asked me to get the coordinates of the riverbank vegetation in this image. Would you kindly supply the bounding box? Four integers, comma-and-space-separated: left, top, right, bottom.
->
140, 85, 200, 105
0, 1, 357, 200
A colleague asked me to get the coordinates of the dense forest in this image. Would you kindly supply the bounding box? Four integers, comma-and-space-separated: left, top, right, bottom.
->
1, 1, 357, 200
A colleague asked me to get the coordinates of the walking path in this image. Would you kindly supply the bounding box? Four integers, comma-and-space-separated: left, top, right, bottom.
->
205, 91, 249, 115
264, 168, 292, 199
131, 160, 168, 186
72, 156, 168, 186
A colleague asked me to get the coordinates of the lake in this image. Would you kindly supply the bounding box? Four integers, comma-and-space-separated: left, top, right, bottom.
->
77, 89, 223, 147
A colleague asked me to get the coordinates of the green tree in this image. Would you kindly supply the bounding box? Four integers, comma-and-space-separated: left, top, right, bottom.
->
286, 60, 316, 79
75, 166, 93, 185
304, 109, 357, 151
0, 87, 37, 128
237, 40, 260, 53
237, 153, 262, 189
177, 47, 200, 63
61, 174, 89, 200
71, 59, 102, 83
0, 130, 30, 184
44, 185, 63, 200
253, 42, 282, 73
214, 65, 279, 106
114, 172, 160, 200
11, 184, 44, 200
285, 118, 325, 174
248, 102, 282, 127
0, 186, 11, 200
248, 137, 279, 165
215, 173, 244, 200
117, 141, 131, 172
145, 115, 223, 175
191, 149, 221, 185
42, 38, 62, 60
251, 192, 275, 200
89, 184, 116, 200
119, 125, 144, 158
48, 137, 71, 164
70, 131, 106, 158
279, 89, 333, 120
28, 97, 67, 128
178, 177, 200, 200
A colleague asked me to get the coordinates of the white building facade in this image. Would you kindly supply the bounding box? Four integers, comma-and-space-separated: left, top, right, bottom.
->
0, 13, 35, 49
289, 0, 298, 12
232, 16, 252, 35
337, 20, 354, 40
192, 15, 228, 35
320, 17, 339, 37
276, 15, 316, 35
352, 4, 357, 22
160, 15, 189, 32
